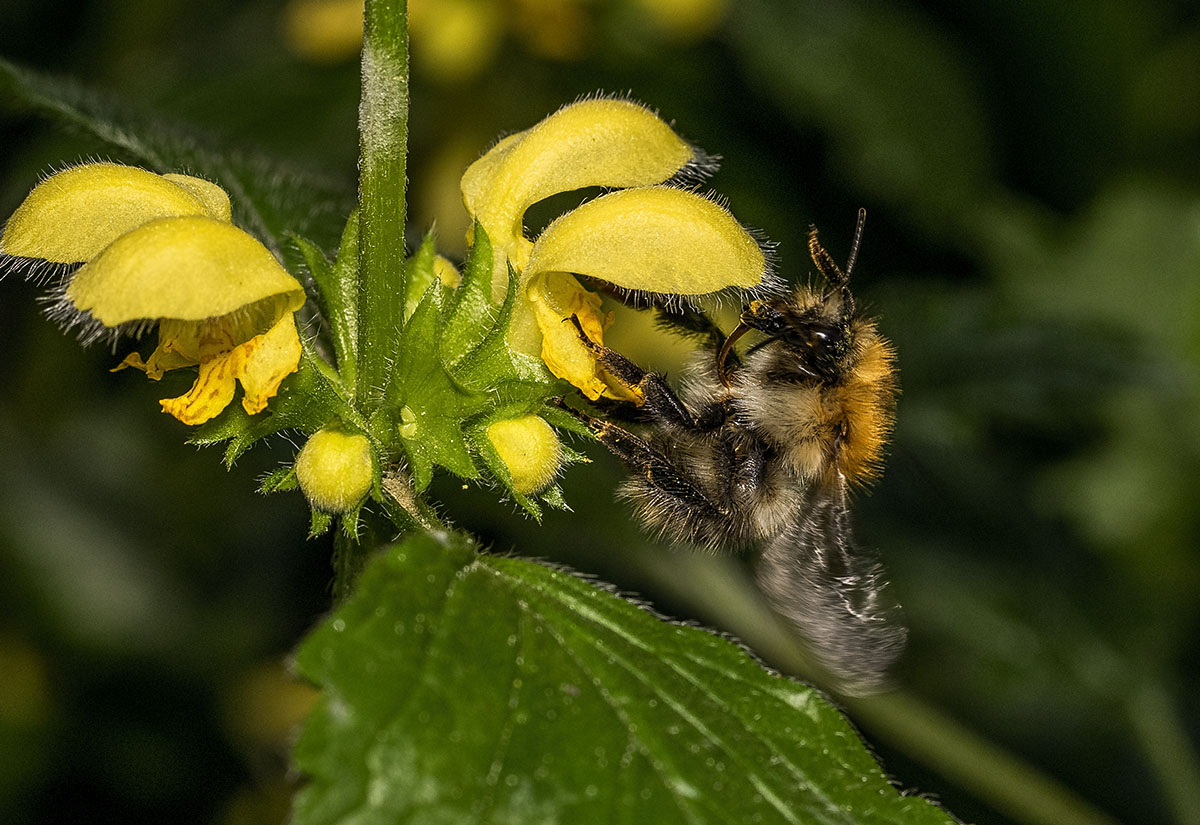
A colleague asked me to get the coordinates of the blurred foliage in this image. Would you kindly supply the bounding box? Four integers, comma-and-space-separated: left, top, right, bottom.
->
1, 0, 1198, 824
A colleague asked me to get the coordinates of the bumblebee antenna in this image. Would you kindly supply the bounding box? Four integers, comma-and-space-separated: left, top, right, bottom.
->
845, 207, 867, 280
809, 210, 864, 321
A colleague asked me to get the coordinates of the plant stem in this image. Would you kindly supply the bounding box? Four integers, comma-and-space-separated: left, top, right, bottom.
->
331, 529, 366, 603
1126, 679, 1200, 825
842, 691, 1121, 825
357, 0, 409, 401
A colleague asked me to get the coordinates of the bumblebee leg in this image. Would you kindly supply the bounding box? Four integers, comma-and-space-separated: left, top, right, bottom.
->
585, 417, 724, 514
568, 316, 726, 432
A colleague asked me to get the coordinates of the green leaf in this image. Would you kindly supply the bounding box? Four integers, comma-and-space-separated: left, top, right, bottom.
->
292, 531, 956, 825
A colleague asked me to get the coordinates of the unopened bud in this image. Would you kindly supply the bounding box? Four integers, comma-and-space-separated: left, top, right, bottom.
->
295, 430, 373, 513
486, 416, 561, 495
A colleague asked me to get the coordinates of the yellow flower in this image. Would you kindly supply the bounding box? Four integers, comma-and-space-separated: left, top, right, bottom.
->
461, 97, 769, 400
2, 163, 305, 425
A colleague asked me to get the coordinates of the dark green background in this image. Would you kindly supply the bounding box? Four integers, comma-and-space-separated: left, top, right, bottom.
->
2, 1, 1198, 823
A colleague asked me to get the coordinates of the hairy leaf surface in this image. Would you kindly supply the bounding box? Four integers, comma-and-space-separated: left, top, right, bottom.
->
292, 531, 955, 825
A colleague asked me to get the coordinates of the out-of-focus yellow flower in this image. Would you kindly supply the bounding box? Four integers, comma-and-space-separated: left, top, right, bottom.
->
1, 163, 306, 426
294, 429, 375, 513
486, 415, 562, 494
461, 97, 768, 400
283, 0, 366, 63
634, 0, 728, 40
410, 0, 503, 83
282, 0, 594, 78
512, 0, 591, 61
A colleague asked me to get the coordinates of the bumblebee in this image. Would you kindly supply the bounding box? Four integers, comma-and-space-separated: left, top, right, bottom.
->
574, 210, 904, 692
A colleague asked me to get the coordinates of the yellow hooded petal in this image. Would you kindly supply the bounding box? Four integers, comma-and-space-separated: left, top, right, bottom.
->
1, 163, 230, 263
461, 98, 697, 295
65, 216, 305, 328
161, 174, 233, 222
525, 186, 766, 296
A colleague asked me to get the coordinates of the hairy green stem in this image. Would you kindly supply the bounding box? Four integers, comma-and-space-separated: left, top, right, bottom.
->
357, 0, 409, 401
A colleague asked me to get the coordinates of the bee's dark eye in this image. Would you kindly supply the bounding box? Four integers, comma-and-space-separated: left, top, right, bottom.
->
793, 323, 839, 351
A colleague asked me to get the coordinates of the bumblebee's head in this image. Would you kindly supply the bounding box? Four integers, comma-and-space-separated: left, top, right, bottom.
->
715, 210, 866, 387
741, 298, 851, 383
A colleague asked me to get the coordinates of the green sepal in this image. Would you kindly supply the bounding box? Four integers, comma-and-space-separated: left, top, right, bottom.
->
290, 213, 360, 390
258, 465, 299, 494
338, 504, 366, 541
453, 265, 543, 390
309, 510, 334, 538
441, 221, 497, 367
389, 284, 488, 490
534, 399, 595, 439
538, 483, 570, 511
404, 229, 438, 320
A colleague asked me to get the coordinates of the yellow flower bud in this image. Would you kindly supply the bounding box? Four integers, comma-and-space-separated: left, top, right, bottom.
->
486, 415, 562, 494
1, 163, 231, 264
294, 430, 374, 513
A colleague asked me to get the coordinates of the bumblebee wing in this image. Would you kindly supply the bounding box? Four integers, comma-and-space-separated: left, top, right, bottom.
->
754, 474, 905, 694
